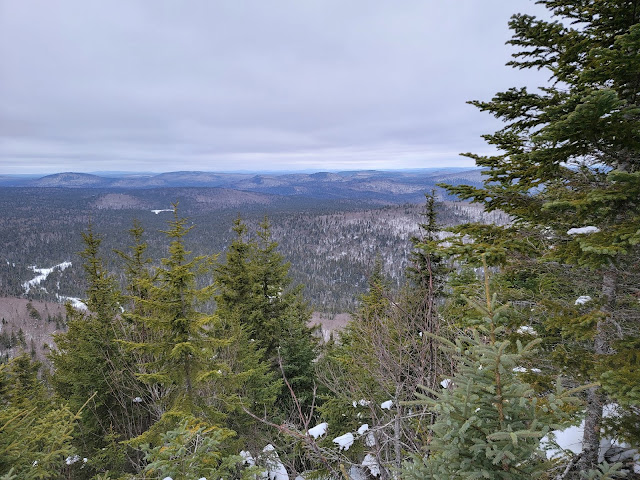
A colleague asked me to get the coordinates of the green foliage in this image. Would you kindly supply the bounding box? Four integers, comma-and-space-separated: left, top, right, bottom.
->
438, 0, 640, 472
49, 225, 136, 464
403, 284, 583, 480
0, 356, 88, 479
121, 205, 230, 432
0, 354, 47, 411
0, 405, 78, 479
139, 417, 246, 480
583, 462, 626, 480
214, 217, 317, 412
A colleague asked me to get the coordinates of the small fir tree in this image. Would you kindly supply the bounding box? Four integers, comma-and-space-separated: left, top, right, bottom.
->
403, 270, 584, 480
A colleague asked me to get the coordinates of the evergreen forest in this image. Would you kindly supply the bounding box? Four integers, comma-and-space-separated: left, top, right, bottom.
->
1, 1, 639, 479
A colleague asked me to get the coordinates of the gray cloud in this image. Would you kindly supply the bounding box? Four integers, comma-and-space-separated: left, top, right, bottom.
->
1, 0, 549, 173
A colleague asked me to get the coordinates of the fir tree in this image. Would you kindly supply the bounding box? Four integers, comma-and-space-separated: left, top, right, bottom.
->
122, 205, 229, 428
139, 416, 246, 480
403, 276, 584, 480
0, 355, 83, 479
214, 217, 317, 411
439, 0, 640, 470
50, 225, 132, 467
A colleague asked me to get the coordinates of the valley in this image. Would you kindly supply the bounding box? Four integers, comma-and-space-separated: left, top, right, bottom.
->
0, 168, 493, 313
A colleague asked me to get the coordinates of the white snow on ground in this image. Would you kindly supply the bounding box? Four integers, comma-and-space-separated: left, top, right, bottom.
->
380, 400, 393, 410
333, 432, 354, 451
513, 367, 528, 373
517, 325, 536, 335
567, 226, 600, 235
357, 424, 369, 435
262, 444, 288, 480
352, 399, 370, 407
542, 405, 639, 465
23, 262, 72, 294
308, 422, 328, 439
151, 209, 172, 214
65, 455, 80, 465
542, 422, 584, 458
575, 295, 592, 305
362, 453, 381, 477
56, 294, 88, 311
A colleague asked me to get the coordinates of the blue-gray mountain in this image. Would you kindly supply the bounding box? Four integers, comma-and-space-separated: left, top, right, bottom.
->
0, 169, 482, 203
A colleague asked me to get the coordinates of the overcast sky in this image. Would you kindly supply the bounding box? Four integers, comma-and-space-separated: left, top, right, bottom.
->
0, 1, 550, 174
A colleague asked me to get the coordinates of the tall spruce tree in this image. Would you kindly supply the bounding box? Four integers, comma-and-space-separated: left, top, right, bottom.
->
214, 217, 317, 411
406, 192, 449, 393
50, 225, 132, 467
441, 0, 640, 471
119, 206, 280, 461
122, 205, 230, 432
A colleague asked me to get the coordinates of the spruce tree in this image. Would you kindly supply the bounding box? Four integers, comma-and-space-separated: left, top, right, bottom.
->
403, 278, 583, 480
122, 205, 229, 429
214, 217, 317, 411
0, 354, 81, 479
440, 0, 640, 470
50, 225, 132, 466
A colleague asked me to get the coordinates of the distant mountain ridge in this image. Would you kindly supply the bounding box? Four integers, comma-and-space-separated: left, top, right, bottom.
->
1, 169, 483, 203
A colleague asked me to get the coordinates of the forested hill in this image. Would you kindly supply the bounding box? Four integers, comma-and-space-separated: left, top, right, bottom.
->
0, 168, 482, 203
0, 183, 504, 312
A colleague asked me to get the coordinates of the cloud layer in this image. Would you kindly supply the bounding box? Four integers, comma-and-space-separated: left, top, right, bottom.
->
0, 1, 549, 173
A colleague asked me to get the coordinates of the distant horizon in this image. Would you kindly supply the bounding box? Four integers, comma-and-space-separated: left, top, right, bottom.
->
1, 1, 547, 175
0, 166, 480, 178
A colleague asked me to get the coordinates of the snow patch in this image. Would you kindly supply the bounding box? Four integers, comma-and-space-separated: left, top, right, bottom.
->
308, 422, 328, 439
65, 455, 81, 465
349, 465, 369, 480
151, 209, 172, 214
567, 226, 600, 235
23, 262, 72, 294
57, 294, 88, 311
332, 432, 354, 451
440, 378, 452, 388
575, 295, 592, 305
357, 424, 369, 435
365, 431, 376, 447
380, 400, 393, 410
542, 421, 585, 459
517, 325, 536, 335
262, 444, 288, 480
363, 453, 381, 477
240, 450, 255, 466
542, 405, 638, 462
